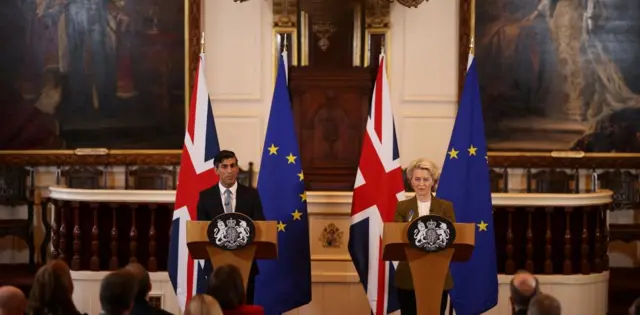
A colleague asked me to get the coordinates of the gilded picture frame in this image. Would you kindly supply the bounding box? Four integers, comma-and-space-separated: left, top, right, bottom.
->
459, 0, 640, 166
0, 0, 202, 165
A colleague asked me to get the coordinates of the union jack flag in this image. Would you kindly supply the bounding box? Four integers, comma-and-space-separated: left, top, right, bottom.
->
167, 53, 221, 312
348, 54, 404, 315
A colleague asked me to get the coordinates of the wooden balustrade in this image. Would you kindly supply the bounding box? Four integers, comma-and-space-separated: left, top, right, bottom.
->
45, 187, 613, 276
491, 191, 612, 275
46, 187, 176, 272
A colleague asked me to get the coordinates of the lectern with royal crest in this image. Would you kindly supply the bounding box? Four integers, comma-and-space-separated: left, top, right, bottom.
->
185, 213, 278, 292
382, 215, 475, 315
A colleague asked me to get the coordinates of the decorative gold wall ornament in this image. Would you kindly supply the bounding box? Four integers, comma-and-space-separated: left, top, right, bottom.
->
319, 223, 344, 248
312, 21, 337, 51
273, 0, 297, 28
379, 0, 428, 9
365, 0, 390, 29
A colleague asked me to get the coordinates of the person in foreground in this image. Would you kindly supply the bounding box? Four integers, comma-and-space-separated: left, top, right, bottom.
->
197, 150, 266, 303
0, 285, 27, 315
527, 292, 561, 315
99, 270, 137, 315
510, 270, 540, 315
207, 264, 265, 315
124, 262, 172, 315
28, 259, 86, 315
185, 294, 223, 315
393, 158, 455, 315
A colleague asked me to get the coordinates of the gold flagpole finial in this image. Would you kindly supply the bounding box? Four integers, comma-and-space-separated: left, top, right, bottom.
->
200, 32, 205, 54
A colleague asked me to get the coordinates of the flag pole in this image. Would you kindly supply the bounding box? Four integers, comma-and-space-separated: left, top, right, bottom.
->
469, 0, 475, 56
283, 35, 288, 52
200, 32, 205, 54
282, 35, 289, 83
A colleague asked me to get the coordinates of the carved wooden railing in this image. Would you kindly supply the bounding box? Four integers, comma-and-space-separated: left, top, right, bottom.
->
491, 191, 611, 275
45, 186, 613, 276
47, 187, 176, 272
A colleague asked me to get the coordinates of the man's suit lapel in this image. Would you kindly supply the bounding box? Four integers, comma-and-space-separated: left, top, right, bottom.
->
211, 184, 224, 217
235, 185, 247, 215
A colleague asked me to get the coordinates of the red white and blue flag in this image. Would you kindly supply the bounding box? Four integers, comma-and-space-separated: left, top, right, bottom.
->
168, 53, 221, 312
348, 54, 404, 314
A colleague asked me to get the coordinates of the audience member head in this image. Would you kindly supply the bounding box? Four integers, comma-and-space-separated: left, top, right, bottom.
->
630, 297, 640, 315
49, 259, 74, 295
124, 262, 151, 301
99, 269, 138, 315
0, 286, 27, 315
28, 260, 80, 315
184, 294, 223, 315
510, 270, 540, 311
527, 292, 561, 315
207, 264, 245, 310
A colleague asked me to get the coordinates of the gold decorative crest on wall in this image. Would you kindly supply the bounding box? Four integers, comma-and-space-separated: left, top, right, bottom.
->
319, 222, 344, 248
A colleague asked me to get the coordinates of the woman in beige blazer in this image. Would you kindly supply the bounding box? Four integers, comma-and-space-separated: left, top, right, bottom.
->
393, 158, 455, 315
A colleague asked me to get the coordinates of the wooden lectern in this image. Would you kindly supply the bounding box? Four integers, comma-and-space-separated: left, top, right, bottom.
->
185, 219, 278, 292
382, 220, 475, 315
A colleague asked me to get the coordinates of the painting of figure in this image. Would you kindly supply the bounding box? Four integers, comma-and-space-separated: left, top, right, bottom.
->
0, 0, 188, 150
475, 0, 640, 152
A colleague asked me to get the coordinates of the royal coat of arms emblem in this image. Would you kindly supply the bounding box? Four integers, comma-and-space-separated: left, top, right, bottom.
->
407, 215, 456, 253
207, 213, 255, 250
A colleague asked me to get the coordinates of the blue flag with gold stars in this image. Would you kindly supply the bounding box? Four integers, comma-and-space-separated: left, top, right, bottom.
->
436, 55, 498, 315
254, 51, 311, 315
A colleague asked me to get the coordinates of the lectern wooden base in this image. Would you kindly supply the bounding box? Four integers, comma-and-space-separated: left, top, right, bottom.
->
185, 219, 278, 296
382, 220, 475, 315
206, 245, 257, 293
405, 247, 454, 315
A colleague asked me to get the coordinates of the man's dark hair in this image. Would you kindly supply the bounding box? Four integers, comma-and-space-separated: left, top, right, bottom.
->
99, 270, 137, 314
124, 262, 151, 300
528, 292, 561, 315
509, 270, 539, 309
214, 150, 238, 168
206, 264, 245, 310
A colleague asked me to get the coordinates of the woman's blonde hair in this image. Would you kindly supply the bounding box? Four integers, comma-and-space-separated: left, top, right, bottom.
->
184, 294, 223, 315
406, 158, 440, 181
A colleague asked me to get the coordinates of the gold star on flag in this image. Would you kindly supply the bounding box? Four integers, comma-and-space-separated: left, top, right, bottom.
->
291, 209, 302, 220
268, 144, 279, 155
297, 171, 304, 181
276, 221, 287, 232
448, 148, 459, 159
299, 192, 307, 202
468, 144, 477, 156
286, 153, 297, 164
477, 220, 488, 232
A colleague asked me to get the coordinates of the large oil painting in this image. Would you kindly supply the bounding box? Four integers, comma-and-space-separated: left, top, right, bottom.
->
474, 0, 640, 152
0, 0, 198, 151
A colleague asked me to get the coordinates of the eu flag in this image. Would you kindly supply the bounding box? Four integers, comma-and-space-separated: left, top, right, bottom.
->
254, 51, 312, 315
435, 55, 498, 315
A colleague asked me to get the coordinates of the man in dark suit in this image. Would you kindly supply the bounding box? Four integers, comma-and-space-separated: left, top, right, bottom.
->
197, 150, 265, 304
125, 263, 172, 315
